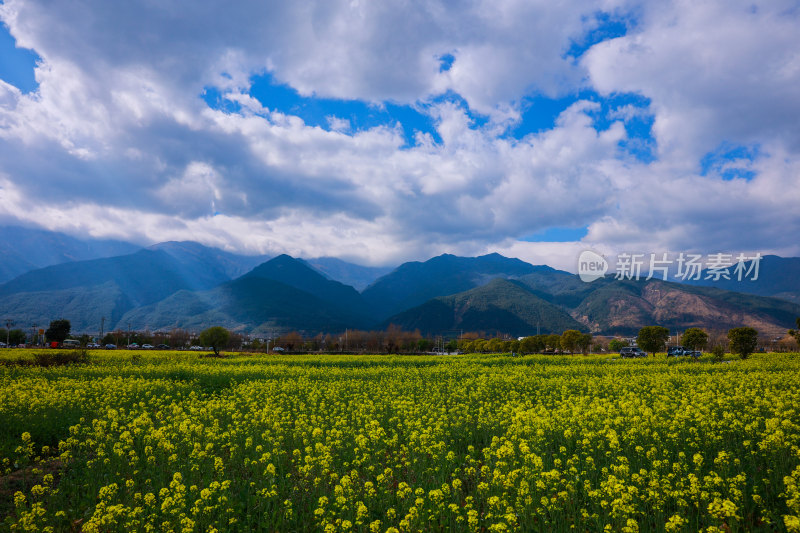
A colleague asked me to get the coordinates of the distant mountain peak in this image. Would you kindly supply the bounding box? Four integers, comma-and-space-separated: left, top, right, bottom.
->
362, 252, 540, 319
246, 254, 322, 279
272, 253, 295, 260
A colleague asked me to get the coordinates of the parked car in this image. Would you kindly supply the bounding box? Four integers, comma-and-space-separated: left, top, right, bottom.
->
620, 347, 647, 358
668, 346, 701, 357
87, 343, 101, 349
105, 344, 117, 349
189, 345, 203, 351
155, 344, 170, 350
141, 344, 154, 349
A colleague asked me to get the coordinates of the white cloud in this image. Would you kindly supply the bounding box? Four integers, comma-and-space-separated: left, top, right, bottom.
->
325, 116, 351, 133
0, 0, 798, 268
583, 1, 800, 163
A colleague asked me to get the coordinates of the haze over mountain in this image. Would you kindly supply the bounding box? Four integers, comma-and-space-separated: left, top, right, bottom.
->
0, 225, 140, 283
148, 241, 270, 280
120, 255, 372, 333
0, 225, 388, 294
0, 248, 230, 302
119, 277, 359, 335
0, 247, 258, 331
301, 257, 392, 291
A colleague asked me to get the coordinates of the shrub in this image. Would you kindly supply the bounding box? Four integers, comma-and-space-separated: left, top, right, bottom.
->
728, 327, 758, 359
32, 349, 89, 367
711, 345, 725, 361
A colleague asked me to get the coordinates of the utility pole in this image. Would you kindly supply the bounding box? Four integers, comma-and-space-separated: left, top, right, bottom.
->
4, 319, 13, 348
127, 322, 131, 347
31, 323, 37, 347
100, 317, 105, 343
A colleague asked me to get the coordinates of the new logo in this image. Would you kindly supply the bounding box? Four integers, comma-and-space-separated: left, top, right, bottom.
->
578, 250, 608, 283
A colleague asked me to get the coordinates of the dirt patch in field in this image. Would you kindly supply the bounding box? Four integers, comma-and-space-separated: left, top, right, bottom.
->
0, 458, 65, 519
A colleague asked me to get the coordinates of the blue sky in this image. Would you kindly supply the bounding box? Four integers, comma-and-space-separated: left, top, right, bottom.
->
0, 1, 798, 269
203, 73, 446, 147
0, 24, 38, 93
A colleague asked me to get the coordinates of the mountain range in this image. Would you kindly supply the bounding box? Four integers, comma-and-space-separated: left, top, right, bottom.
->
1, 227, 799, 338
686, 255, 800, 304
0, 225, 140, 283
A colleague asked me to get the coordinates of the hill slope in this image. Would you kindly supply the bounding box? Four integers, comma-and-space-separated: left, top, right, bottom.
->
0, 282, 131, 333
383, 278, 585, 336
362, 253, 547, 319
149, 241, 270, 280
571, 278, 800, 336
0, 249, 228, 304
242, 255, 370, 321
0, 225, 139, 283
0, 249, 241, 331
120, 276, 363, 334
684, 255, 800, 304
120, 255, 375, 333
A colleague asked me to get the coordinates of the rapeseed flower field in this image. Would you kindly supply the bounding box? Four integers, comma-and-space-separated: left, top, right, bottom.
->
2, 351, 800, 532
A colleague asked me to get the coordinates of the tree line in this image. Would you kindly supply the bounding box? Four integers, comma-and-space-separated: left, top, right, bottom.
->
625, 325, 768, 359
5, 318, 800, 359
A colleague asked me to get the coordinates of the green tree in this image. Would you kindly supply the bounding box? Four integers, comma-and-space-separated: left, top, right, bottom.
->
789, 318, 800, 345
577, 333, 593, 355
519, 336, 544, 354
417, 338, 433, 352
0, 328, 26, 346
198, 326, 231, 356
560, 330, 582, 355
712, 344, 725, 361
45, 319, 71, 344
608, 339, 629, 352
681, 328, 709, 351
728, 327, 758, 359
101, 333, 119, 346
546, 334, 562, 353
486, 338, 505, 353
637, 326, 670, 357
504, 339, 520, 354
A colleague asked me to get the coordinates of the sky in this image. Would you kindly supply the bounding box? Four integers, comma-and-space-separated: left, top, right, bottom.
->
0, 0, 799, 271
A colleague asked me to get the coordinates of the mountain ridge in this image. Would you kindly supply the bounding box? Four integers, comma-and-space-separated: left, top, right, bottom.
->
383, 278, 586, 337
0, 225, 140, 283
1, 242, 799, 337
361, 252, 551, 320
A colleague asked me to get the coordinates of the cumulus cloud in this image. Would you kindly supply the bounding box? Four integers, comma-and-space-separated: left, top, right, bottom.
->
583, 1, 800, 162
0, 0, 798, 268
